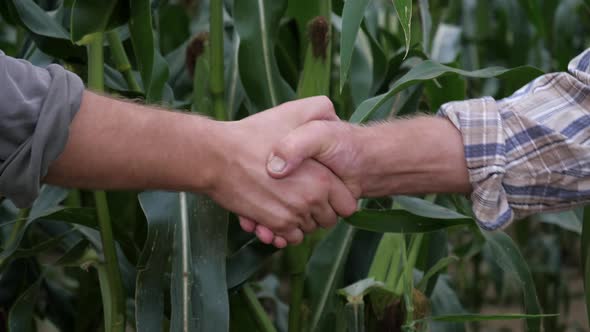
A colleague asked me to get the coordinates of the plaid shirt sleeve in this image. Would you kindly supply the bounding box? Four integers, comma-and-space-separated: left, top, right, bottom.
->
438, 49, 590, 230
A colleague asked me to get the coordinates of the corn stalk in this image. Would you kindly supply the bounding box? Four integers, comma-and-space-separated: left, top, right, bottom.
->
87, 32, 126, 332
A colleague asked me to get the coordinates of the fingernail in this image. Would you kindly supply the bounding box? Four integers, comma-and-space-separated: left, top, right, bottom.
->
268, 155, 286, 173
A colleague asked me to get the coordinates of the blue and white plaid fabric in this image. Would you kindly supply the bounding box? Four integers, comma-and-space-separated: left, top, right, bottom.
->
439, 49, 590, 230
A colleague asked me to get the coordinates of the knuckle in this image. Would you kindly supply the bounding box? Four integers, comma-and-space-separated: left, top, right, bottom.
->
315, 170, 332, 188
301, 224, 314, 233
274, 217, 290, 232
290, 196, 309, 214
302, 190, 320, 206
289, 233, 304, 245
343, 202, 358, 217
317, 95, 334, 113
307, 120, 328, 134
280, 136, 299, 157
295, 232, 305, 244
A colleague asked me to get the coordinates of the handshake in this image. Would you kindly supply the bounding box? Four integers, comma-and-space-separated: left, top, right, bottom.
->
204, 96, 471, 248
45, 92, 470, 247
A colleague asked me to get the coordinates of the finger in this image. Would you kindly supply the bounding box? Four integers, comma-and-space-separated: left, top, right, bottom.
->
267, 121, 334, 178
329, 176, 358, 218
311, 200, 338, 229
239, 216, 257, 233
299, 213, 317, 233
280, 227, 304, 245
255, 225, 275, 244
273, 236, 288, 248
279, 96, 339, 123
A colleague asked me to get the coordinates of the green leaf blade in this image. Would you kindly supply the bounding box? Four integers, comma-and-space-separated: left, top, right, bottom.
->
482, 231, 543, 331
392, 0, 412, 57
339, 0, 371, 92
350, 60, 544, 123
234, 0, 294, 111
129, 0, 169, 103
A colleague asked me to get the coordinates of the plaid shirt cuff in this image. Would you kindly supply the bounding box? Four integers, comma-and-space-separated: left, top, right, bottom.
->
438, 49, 590, 230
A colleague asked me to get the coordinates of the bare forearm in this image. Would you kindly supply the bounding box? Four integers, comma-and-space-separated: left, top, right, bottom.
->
44, 91, 221, 193
356, 117, 471, 196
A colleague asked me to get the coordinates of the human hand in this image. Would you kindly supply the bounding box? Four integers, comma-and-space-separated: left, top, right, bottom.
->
239, 120, 365, 242
262, 117, 471, 198
245, 117, 471, 243
207, 96, 357, 247
266, 120, 365, 195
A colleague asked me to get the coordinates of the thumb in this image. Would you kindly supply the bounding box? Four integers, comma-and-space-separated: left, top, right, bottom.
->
267, 121, 332, 179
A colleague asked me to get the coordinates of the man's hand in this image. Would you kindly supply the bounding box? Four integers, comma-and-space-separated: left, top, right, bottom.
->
45, 93, 356, 248
265, 117, 471, 196
208, 97, 357, 247
242, 116, 472, 242
267, 120, 364, 196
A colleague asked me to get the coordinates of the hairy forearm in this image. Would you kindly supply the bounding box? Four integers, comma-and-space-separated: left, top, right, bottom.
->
44, 91, 222, 192
356, 116, 471, 197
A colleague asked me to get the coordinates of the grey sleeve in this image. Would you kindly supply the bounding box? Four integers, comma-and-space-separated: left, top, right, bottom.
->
0, 52, 84, 208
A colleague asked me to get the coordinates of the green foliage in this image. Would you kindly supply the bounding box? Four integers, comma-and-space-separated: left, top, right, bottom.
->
1, 0, 589, 331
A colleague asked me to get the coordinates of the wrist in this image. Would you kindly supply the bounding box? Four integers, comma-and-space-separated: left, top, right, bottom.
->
354, 123, 401, 197
355, 117, 471, 197
185, 116, 230, 194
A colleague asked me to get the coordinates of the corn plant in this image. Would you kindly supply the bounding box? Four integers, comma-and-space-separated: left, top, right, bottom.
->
0, 0, 589, 331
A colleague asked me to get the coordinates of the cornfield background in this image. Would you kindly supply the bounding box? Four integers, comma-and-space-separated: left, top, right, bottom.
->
1, 0, 590, 331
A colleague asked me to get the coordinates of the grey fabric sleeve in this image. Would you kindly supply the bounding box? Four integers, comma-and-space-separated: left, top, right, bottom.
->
0, 52, 84, 208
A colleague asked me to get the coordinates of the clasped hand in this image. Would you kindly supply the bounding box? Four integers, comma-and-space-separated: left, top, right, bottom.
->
208, 96, 365, 248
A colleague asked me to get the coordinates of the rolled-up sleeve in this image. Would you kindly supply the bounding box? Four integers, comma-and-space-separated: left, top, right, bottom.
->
438, 49, 590, 230
0, 52, 84, 207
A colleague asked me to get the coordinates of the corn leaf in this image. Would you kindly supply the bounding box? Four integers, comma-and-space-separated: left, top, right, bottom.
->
234, 0, 294, 111
129, 0, 169, 102
418, 0, 432, 53
419, 229, 449, 296
0, 186, 69, 267
136, 191, 176, 332
350, 61, 544, 123
361, 21, 388, 95
516, 0, 546, 37
531, 210, 582, 234
392, 0, 412, 57
345, 210, 472, 234
137, 191, 229, 332
368, 234, 403, 283
0, 0, 84, 59
171, 193, 229, 332
481, 230, 542, 332
8, 277, 42, 332
416, 256, 458, 293
226, 240, 277, 290
70, 0, 128, 44
225, 31, 245, 119
339, 0, 371, 92
306, 222, 357, 331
